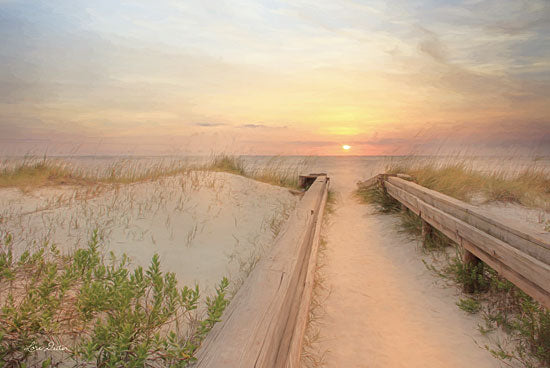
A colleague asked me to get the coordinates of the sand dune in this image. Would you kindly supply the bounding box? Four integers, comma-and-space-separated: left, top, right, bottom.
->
0, 171, 298, 293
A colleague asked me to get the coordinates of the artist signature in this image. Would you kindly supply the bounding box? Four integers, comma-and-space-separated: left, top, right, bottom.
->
24, 341, 69, 352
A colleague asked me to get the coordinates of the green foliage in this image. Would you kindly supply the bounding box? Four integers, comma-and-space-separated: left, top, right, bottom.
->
375, 191, 550, 367
457, 298, 481, 314
397, 209, 422, 237
422, 227, 453, 251
0, 231, 230, 367
446, 256, 489, 293
355, 184, 401, 213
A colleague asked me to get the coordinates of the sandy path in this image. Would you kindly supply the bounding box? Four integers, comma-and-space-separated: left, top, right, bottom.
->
315, 177, 503, 367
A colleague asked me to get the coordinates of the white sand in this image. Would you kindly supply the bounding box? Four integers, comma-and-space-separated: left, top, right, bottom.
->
480, 202, 550, 240
311, 172, 504, 368
0, 171, 298, 294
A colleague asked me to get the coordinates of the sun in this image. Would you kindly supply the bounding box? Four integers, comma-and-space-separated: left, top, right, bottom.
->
342, 145, 351, 151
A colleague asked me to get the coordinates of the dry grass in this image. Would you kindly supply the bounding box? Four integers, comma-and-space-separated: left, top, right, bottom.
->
205, 154, 305, 189
0, 161, 90, 189
386, 161, 550, 210
301, 191, 337, 367
0, 157, 194, 190
0, 154, 305, 192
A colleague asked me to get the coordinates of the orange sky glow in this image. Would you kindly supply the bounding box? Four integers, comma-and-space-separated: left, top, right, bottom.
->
1, 1, 549, 156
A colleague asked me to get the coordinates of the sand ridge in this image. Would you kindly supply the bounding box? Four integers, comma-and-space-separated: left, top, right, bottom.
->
0, 171, 298, 294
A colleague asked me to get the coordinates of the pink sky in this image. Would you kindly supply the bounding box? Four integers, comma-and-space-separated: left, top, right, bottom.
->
1, 0, 549, 156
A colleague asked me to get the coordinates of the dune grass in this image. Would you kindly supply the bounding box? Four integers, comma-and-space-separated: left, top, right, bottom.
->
0, 161, 90, 189
206, 154, 303, 189
358, 182, 550, 367
0, 157, 194, 190
385, 161, 550, 210
0, 154, 304, 191
205, 155, 247, 177
0, 155, 301, 366
0, 230, 229, 367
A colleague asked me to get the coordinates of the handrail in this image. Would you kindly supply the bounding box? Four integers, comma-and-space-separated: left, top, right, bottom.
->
193, 175, 330, 367
359, 174, 550, 309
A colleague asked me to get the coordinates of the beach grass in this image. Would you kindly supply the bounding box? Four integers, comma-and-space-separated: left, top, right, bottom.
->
0, 154, 304, 191
356, 174, 550, 367
385, 161, 550, 210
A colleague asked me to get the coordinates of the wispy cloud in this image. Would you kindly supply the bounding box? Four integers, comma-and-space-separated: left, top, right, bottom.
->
0, 0, 548, 155
194, 122, 226, 127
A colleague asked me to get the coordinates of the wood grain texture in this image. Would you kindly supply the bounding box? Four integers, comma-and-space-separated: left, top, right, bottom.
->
193, 175, 329, 367
386, 176, 550, 264
356, 174, 382, 189
286, 178, 329, 368
384, 178, 550, 309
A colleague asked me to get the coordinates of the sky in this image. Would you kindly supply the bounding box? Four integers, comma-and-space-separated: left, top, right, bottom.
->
1, 0, 549, 156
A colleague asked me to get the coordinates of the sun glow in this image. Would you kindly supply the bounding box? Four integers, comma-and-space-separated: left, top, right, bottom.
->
342, 145, 351, 151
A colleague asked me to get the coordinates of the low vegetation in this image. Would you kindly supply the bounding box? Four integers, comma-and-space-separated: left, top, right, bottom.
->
301, 190, 337, 368
0, 155, 301, 367
358, 182, 550, 368
0, 230, 229, 367
206, 154, 304, 189
0, 154, 306, 191
386, 161, 550, 210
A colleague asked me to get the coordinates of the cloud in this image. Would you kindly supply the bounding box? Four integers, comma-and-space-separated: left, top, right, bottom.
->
194, 122, 226, 127
240, 123, 288, 129
286, 140, 337, 147
416, 26, 447, 63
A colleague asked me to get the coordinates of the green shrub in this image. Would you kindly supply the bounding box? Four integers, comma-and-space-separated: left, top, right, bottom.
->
0, 231, 229, 367
457, 298, 481, 314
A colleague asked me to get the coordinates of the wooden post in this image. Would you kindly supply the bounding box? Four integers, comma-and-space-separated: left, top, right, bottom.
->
377, 174, 387, 194
298, 175, 307, 189
299, 173, 327, 190
462, 249, 483, 294
421, 219, 432, 244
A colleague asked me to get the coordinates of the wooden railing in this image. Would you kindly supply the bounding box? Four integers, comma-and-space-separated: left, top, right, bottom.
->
193, 174, 329, 367
359, 174, 550, 309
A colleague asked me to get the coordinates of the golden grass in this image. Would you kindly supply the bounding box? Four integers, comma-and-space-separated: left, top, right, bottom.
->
0, 154, 304, 191
204, 154, 307, 188
386, 162, 550, 210
205, 154, 247, 176
0, 161, 90, 189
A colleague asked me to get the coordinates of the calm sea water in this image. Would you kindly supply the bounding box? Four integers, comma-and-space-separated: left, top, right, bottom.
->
52, 155, 550, 192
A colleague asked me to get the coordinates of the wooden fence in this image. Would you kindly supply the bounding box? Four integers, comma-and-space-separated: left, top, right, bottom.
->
193, 174, 329, 367
360, 174, 550, 309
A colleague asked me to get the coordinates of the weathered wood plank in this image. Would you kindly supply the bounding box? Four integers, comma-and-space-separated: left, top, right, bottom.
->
386, 176, 550, 264
194, 175, 329, 367
384, 181, 420, 215
285, 178, 329, 368
356, 174, 382, 189
385, 180, 550, 309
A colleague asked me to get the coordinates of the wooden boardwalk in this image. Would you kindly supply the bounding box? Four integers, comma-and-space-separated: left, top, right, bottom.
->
194, 175, 329, 367
193, 173, 549, 367
365, 174, 550, 309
